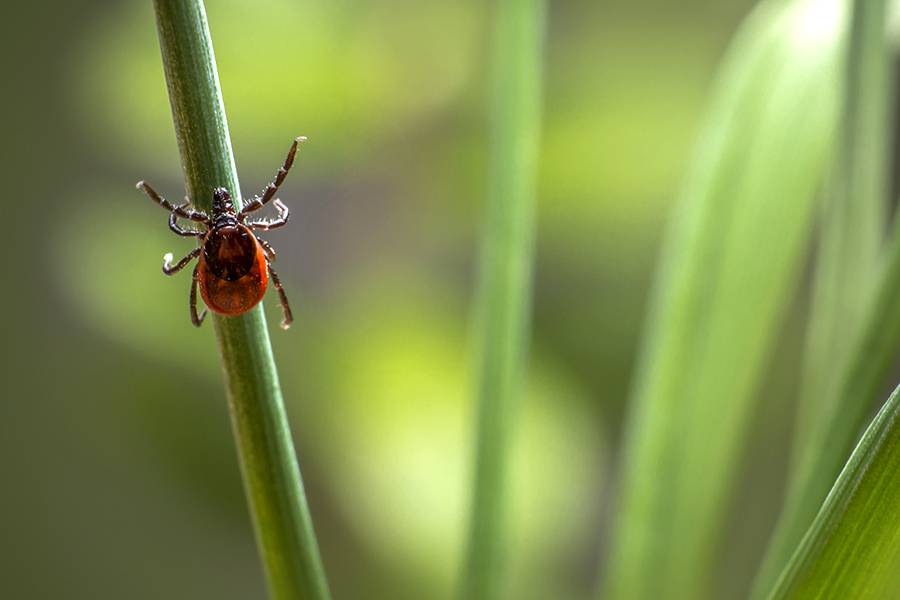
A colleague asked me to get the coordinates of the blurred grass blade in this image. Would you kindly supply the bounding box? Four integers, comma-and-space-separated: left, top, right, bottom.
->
753, 225, 900, 599
601, 1, 846, 599
751, 0, 893, 595
461, 0, 546, 598
767, 384, 900, 600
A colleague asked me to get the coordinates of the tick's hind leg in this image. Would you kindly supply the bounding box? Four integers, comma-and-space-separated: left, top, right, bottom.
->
163, 246, 201, 275
240, 137, 305, 217
190, 263, 208, 327
257, 237, 277, 262
267, 263, 293, 330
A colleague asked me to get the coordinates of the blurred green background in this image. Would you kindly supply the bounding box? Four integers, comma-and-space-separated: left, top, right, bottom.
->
0, 0, 784, 598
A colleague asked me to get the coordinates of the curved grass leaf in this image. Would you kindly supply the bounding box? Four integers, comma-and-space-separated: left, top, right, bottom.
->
767, 384, 900, 600
601, 1, 847, 598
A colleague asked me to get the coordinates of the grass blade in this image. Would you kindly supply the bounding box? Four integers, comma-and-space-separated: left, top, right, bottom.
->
461, 0, 546, 598
601, 1, 846, 598
151, 2, 331, 598
753, 226, 900, 600
751, 0, 893, 594
767, 384, 900, 600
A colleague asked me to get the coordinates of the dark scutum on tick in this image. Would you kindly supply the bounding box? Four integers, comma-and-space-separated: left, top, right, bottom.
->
136, 137, 306, 329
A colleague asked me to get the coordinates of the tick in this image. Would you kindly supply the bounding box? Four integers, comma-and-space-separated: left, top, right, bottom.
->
136, 137, 305, 329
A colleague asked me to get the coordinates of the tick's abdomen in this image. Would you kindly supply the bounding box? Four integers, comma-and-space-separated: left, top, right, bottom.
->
198, 225, 269, 315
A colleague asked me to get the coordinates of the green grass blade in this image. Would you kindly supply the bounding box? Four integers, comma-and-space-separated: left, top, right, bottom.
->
151, 2, 331, 598
751, 0, 892, 595
601, 1, 846, 598
767, 384, 900, 600
461, 0, 546, 598
753, 228, 900, 600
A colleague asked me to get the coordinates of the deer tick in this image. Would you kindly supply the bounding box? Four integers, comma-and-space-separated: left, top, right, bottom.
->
136, 137, 305, 329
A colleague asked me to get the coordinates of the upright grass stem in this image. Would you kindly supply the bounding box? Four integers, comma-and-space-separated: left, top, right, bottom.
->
461, 0, 545, 598
151, 2, 331, 599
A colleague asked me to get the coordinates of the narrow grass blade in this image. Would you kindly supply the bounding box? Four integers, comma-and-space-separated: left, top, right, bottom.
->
751, 1, 893, 595
767, 384, 900, 600
601, 1, 846, 598
461, 0, 546, 598
151, 1, 331, 598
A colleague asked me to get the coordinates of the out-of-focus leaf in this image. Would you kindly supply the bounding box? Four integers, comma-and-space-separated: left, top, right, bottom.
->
602, 1, 847, 598
752, 0, 893, 595
75, 0, 479, 173
767, 385, 900, 600
55, 193, 217, 369
295, 276, 606, 600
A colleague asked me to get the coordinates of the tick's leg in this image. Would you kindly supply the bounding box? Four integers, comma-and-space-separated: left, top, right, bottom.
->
169, 203, 206, 237
190, 263, 207, 327
137, 180, 179, 211
136, 181, 209, 223
162, 246, 201, 275
267, 263, 294, 330
240, 137, 305, 217
257, 237, 277, 262
246, 199, 289, 230
173, 200, 209, 224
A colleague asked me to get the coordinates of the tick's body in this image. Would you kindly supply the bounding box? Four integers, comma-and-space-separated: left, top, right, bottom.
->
198, 224, 269, 315
137, 137, 304, 329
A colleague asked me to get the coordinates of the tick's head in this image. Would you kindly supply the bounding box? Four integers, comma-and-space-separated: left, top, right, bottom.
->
212, 187, 235, 215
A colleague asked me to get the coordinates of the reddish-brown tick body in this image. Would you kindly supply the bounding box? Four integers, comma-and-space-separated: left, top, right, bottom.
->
137, 137, 304, 329
198, 224, 269, 315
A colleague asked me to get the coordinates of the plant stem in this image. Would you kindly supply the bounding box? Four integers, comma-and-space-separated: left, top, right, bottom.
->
461, 0, 546, 598
151, 2, 331, 599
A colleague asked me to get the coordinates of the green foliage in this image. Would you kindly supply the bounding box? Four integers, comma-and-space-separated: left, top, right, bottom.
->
767, 385, 900, 600
602, 1, 846, 598
41, 0, 900, 597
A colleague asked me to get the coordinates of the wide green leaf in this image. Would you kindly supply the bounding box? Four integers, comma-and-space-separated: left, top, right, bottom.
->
767, 384, 900, 600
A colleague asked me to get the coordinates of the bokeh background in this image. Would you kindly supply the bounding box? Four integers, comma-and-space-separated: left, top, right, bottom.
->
0, 1, 794, 598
